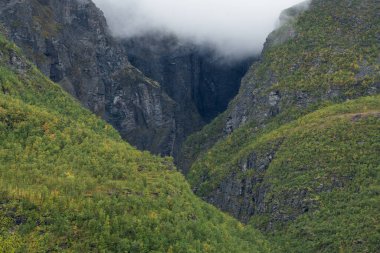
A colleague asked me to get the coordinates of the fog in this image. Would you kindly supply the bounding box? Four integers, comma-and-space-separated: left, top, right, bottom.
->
93, 0, 308, 59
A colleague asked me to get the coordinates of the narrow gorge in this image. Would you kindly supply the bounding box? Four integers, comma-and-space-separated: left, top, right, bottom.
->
0, 0, 253, 158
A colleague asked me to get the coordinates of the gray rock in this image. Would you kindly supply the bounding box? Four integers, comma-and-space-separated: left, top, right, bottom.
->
0, 0, 177, 155
124, 34, 253, 158
0, 0, 253, 157
201, 142, 281, 223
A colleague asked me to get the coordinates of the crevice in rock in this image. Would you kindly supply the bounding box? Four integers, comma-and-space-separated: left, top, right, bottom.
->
123, 34, 256, 157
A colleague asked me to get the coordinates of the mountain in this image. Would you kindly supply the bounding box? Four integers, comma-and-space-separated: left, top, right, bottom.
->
1, 0, 379, 252
0, 31, 270, 252
0, 0, 251, 158
183, 0, 380, 251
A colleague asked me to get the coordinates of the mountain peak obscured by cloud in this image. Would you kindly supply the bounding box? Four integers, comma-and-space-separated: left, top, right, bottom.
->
93, 0, 308, 59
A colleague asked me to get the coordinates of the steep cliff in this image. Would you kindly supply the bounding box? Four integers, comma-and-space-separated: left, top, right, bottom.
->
184, 0, 380, 251
0, 0, 252, 158
0, 0, 177, 155
123, 34, 253, 158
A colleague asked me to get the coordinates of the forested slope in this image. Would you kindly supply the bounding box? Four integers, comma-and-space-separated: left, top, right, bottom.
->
0, 33, 270, 253
181, 0, 379, 173
189, 96, 380, 252
184, 0, 380, 252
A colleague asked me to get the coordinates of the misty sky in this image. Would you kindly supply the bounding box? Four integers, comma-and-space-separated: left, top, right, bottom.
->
93, 0, 307, 59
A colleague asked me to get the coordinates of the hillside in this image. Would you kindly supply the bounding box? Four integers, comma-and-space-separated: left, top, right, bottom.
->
189, 96, 380, 252
180, 0, 379, 172
0, 33, 270, 252
184, 0, 380, 252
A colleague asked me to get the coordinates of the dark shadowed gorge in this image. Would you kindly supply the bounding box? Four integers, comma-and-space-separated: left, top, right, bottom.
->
124, 34, 254, 158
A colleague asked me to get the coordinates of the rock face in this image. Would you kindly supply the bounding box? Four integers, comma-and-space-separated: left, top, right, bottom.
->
204, 142, 282, 223
0, 0, 176, 155
124, 35, 253, 158
0, 0, 251, 157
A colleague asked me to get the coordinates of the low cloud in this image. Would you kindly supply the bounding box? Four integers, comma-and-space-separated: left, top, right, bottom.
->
93, 0, 308, 59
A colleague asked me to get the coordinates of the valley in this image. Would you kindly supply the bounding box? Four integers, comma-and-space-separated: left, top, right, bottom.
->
0, 0, 379, 252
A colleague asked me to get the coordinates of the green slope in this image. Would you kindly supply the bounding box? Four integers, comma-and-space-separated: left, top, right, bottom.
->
0, 34, 270, 252
185, 0, 380, 252
181, 0, 379, 172
189, 96, 380, 252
